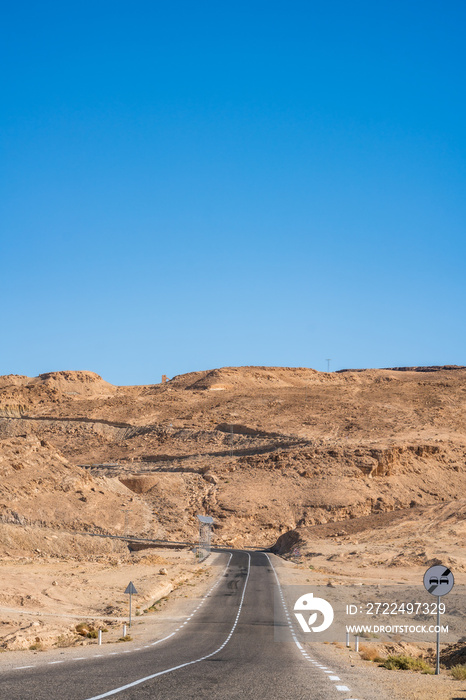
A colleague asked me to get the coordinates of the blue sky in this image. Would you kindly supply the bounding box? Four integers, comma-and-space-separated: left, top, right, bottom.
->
1, 1, 465, 385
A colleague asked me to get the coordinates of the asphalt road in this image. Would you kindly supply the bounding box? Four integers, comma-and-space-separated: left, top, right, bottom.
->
0, 551, 374, 700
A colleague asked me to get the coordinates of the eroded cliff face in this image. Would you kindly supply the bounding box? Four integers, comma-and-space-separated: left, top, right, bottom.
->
271, 498, 466, 573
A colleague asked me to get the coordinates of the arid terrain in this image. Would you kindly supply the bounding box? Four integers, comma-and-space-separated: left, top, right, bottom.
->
0, 365, 464, 693
1, 366, 465, 546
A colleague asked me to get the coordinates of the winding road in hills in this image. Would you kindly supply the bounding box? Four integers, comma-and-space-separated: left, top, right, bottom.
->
0, 552, 378, 700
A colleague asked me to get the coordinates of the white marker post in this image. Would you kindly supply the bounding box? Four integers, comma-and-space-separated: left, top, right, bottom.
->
423, 565, 454, 675
124, 581, 138, 629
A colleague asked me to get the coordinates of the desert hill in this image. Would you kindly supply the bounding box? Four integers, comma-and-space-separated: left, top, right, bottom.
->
0, 370, 116, 398
0, 365, 464, 554
0, 435, 150, 548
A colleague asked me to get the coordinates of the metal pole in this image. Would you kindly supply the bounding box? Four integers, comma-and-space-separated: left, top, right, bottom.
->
436, 595, 440, 675
129, 593, 132, 628
355, 635, 359, 652
98, 629, 102, 645
346, 632, 350, 647
123, 624, 127, 637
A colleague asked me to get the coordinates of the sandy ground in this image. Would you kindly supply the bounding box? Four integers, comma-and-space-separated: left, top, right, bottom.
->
274, 555, 466, 700
0, 548, 223, 653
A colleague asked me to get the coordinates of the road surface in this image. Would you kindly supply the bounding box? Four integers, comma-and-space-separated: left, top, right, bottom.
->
0, 551, 375, 699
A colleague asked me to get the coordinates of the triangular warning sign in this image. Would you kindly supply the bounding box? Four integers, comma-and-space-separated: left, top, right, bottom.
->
124, 581, 138, 595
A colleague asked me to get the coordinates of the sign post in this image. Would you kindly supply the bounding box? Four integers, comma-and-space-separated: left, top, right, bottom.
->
197, 515, 213, 562
124, 581, 138, 628
423, 565, 454, 675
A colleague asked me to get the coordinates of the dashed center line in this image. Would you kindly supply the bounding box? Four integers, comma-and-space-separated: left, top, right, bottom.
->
83, 553, 252, 700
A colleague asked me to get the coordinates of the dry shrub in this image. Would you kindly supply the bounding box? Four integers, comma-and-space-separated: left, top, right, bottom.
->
451, 665, 466, 680
381, 655, 434, 674
75, 622, 98, 637
56, 634, 75, 648
359, 645, 382, 662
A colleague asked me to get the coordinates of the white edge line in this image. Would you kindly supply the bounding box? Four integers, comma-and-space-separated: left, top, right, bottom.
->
83, 552, 250, 700
264, 553, 354, 697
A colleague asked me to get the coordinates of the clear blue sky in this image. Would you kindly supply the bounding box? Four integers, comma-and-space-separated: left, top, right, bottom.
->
1, 1, 465, 385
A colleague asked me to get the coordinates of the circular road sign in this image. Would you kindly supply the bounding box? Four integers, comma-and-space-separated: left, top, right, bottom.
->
423, 565, 454, 596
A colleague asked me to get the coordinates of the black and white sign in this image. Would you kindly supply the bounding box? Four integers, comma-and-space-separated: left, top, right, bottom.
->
423, 565, 454, 596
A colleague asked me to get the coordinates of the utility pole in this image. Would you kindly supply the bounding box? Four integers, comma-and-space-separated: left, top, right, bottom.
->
326, 359, 332, 372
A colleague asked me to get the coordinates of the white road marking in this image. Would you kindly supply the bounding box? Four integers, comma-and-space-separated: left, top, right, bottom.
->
83, 553, 251, 700
151, 632, 175, 646
13, 665, 35, 670
48, 660, 65, 665
265, 553, 355, 697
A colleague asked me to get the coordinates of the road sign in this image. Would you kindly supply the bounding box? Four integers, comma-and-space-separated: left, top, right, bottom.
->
423, 565, 454, 596
124, 581, 138, 627
423, 564, 454, 676
197, 515, 214, 524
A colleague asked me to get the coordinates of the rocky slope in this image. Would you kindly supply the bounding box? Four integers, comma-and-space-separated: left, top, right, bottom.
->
0, 366, 464, 550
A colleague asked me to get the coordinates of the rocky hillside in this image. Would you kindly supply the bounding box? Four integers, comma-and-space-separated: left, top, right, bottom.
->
0, 366, 464, 550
